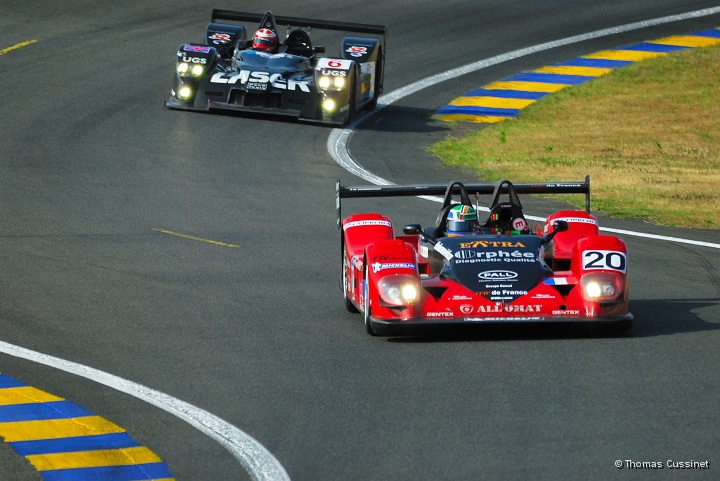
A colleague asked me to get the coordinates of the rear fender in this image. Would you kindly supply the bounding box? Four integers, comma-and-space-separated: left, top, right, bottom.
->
342, 213, 393, 258
341, 37, 380, 63
206, 23, 247, 58
341, 37, 381, 102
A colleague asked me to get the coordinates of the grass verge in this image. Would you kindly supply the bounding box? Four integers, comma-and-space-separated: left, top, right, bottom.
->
428, 44, 720, 229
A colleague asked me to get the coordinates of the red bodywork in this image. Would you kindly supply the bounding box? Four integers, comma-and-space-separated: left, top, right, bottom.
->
339, 180, 632, 336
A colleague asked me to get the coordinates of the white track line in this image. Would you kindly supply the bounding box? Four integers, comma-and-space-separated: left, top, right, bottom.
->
0, 341, 290, 481
328, 6, 720, 250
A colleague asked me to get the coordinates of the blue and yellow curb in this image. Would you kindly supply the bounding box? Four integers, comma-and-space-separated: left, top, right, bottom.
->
0, 373, 174, 481
433, 27, 720, 123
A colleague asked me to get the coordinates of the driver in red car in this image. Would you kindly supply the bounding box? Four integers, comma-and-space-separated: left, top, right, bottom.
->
445, 205, 480, 237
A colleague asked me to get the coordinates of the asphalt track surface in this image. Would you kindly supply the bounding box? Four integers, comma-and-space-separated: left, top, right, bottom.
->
1, 1, 719, 480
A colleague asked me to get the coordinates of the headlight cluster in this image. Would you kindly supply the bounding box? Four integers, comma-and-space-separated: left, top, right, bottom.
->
318, 75, 346, 90
377, 275, 421, 306
581, 272, 624, 302
176, 62, 205, 78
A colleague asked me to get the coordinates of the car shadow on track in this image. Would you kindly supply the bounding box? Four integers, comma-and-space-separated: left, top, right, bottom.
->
358, 105, 453, 134
628, 298, 720, 338
384, 298, 720, 343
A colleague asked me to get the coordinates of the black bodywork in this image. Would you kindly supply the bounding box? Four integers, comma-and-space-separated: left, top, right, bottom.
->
164, 10, 387, 125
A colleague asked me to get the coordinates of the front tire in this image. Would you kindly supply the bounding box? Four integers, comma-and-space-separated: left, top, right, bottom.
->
363, 261, 376, 336
342, 244, 359, 313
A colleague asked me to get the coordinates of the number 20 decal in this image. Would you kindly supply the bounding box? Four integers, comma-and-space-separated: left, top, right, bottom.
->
582, 250, 627, 273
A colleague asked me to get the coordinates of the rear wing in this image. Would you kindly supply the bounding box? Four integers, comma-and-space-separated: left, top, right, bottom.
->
336, 176, 591, 228
211, 9, 388, 39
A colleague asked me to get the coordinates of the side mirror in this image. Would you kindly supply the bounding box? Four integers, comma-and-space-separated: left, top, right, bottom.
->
403, 224, 437, 246
552, 220, 569, 233
403, 224, 422, 235
313, 46, 326, 54
542, 220, 569, 245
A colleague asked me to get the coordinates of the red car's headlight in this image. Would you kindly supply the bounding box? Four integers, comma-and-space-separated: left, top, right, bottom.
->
377, 275, 420, 306
581, 272, 624, 302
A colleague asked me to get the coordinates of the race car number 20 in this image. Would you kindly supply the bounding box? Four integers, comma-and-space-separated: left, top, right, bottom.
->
582, 250, 627, 273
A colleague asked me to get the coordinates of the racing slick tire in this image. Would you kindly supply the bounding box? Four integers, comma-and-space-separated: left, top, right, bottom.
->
363, 261, 376, 336
342, 244, 359, 313
364, 47, 381, 112
343, 68, 357, 125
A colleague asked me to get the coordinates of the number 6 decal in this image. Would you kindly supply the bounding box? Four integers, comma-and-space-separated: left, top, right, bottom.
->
582, 250, 627, 273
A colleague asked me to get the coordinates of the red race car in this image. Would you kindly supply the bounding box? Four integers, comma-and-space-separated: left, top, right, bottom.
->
337, 177, 632, 336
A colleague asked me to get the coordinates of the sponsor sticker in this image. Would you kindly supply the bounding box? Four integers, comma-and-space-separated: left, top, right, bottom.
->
454, 249, 535, 264
474, 304, 541, 313
582, 250, 627, 273
178, 55, 208, 64
343, 219, 392, 230
459, 240, 525, 249
210, 70, 310, 92
346, 46, 368, 57
553, 217, 598, 225
478, 270, 518, 281
371, 262, 415, 273
184, 45, 211, 53
451, 295, 474, 301
318, 58, 353, 70
434, 242, 454, 261
532, 293, 557, 299
209, 33, 231, 44
465, 316, 543, 322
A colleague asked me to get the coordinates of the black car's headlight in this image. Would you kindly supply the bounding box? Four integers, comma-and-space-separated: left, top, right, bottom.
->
318, 75, 346, 90
175, 86, 193, 100
176, 62, 205, 77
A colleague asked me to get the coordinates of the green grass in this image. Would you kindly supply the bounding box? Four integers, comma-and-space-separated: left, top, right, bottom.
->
428, 43, 720, 229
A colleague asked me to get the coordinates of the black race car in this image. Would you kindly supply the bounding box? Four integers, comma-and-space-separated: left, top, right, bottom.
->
164, 10, 387, 125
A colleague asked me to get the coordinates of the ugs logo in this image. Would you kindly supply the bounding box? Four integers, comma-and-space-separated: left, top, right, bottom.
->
320, 69, 347, 77
478, 270, 518, 281
177, 55, 207, 64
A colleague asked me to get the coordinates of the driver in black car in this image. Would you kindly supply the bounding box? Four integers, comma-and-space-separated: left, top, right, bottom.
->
250, 28, 278, 53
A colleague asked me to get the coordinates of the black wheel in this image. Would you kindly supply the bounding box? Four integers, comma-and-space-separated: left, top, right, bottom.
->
363, 261, 376, 336
365, 47, 382, 112
343, 68, 357, 125
342, 244, 359, 313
